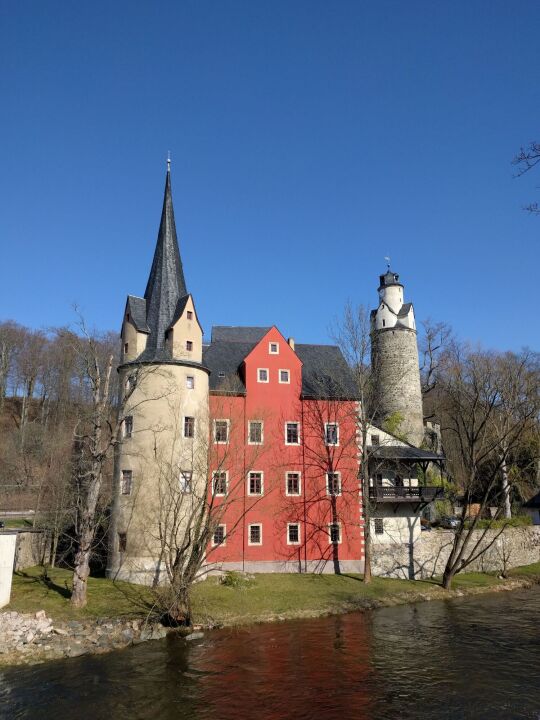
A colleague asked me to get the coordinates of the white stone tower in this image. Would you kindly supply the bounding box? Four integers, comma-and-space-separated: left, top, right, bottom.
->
371, 267, 424, 446
107, 163, 210, 584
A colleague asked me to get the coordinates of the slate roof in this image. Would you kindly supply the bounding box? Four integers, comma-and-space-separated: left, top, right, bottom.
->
397, 302, 413, 318
378, 269, 402, 289
211, 326, 272, 343
203, 328, 359, 399
523, 491, 540, 509
367, 445, 445, 462
143, 168, 187, 351
126, 295, 150, 333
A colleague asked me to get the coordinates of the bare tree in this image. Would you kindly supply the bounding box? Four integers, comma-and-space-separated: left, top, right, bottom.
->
437, 344, 539, 589
512, 140, 540, 214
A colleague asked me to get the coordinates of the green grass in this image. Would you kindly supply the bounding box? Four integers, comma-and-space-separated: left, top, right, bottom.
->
10, 563, 540, 627
1, 517, 33, 529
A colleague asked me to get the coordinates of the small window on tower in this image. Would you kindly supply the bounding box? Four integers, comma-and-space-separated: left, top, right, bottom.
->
118, 532, 127, 553
124, 343, 129, 354
186, 341, 193, 352
121, 470, 132, 495
382, 319, 386, 327
184, 416, 195, 438
186, 376, 195, 389
123, 416, 133, 438
187, 311, 193, 320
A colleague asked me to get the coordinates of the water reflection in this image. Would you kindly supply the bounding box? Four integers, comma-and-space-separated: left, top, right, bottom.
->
1, 588, 539, 720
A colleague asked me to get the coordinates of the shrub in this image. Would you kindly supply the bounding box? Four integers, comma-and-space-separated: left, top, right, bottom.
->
220, 571, 253, 588
473, 515, 532, 529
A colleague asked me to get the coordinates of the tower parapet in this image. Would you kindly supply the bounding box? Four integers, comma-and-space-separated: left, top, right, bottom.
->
371, 268, 424, 446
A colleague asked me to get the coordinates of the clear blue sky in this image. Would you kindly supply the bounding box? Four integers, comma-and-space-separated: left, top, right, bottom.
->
1, 1, 538, 350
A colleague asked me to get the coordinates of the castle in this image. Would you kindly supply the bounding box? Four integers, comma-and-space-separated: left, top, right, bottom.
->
107, 164, 438, 584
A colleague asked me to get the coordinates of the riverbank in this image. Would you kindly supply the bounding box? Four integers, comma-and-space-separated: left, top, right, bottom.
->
2, 563, 540, 666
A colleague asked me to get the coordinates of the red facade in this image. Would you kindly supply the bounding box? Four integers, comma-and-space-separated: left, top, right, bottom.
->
206, 327, 363, 572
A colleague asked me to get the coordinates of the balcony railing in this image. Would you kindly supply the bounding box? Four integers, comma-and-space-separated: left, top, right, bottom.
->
368, 486, 443, 502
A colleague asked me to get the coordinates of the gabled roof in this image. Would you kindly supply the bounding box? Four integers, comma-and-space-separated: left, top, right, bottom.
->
397, 302, 413, 318
367, 445, 444, 462
203, 327, 359, 399
211, 326, 272, 343
523, 491, 540, 509
143, 168, 187, 350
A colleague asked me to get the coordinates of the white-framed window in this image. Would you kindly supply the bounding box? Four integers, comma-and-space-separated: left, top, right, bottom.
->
269, 342, 279, 354
285, 422, 300, 445
214, 419, 229, 444
186, 375, 195, 390
248, 523, 262, 545
279, 369, 290, 384
123, 415, 133, 439
184, 416, 195, 438
326, 472, 342, 496
248, 420, 263, 445
212, 471, 228, 496
180, 470, 192, 493
374, 517, 384, 535
247, 471, 263, 496
328, 522, 342, 544
212, 524, 226, 546
285, 472, 301, 496
257, 368, 269, 383
121, 470, 132, 495
287, 523, 301, 545
325, 423, 339, 446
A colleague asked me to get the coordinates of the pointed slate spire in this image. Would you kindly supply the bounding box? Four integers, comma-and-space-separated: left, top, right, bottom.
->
144, 161, 188, 350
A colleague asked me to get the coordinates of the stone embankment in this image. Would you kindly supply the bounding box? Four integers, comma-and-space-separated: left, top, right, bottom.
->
0, 610, 171, 666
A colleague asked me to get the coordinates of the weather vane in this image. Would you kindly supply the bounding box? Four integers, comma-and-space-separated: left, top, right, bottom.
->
167, 150, 171, 172
384, 255, 391, 270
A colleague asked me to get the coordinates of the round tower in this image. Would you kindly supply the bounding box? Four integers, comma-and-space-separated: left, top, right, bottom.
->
371, 268, 424, 446
107, 164, 210, 585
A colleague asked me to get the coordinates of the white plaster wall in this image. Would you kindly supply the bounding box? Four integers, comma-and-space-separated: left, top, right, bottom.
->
372, 507, 421, 545
379, 285, 402, 312
0, 533, 17, 608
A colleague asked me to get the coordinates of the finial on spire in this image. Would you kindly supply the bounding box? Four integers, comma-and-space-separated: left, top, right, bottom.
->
384, 255, 391, 270
167, 151, 171, 173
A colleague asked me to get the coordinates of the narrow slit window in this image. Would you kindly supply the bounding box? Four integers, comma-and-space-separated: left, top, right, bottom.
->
123, 416, 133, 438
118, 532, 127, 553
121, 470, 133, 495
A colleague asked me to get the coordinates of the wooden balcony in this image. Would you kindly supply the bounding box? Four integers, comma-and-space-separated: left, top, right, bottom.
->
368, 486, 444, 503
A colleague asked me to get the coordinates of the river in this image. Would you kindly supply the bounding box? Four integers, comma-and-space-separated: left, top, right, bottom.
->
1, 587, 539, 720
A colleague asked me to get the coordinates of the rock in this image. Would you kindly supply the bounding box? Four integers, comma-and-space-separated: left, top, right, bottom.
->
185, 632, 204, 642
35, 610, 47, 620
53, 627, 69, 636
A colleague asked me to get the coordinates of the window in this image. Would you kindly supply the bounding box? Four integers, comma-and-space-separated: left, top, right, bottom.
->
186, 375, 195, 389
382, 319, 386, 327
180, 471, 192, 493
123, 415, 133, 438
187, 311, 193, 320
218, 371, 225, 378
248, 524, 262, 545
258, 368, 269, 383
214, 420, 229, 443
374, 518, 384, 535
184, 416, 195, 438
326, 472, 342, 496
121, 470, 132, 495
285, 422, 300, 445
213, 471, 228, 496
286, 472, 301, 496
279, 369, 290, 384
269, 342, 279, 354
186, 340, 193, 351
371, 434, 380, 446
287, 523, 300, 545
212, 524, 226, 546
325, 423, 339, 445
248, 471, 263, 496
329, 523, 341, 544
118, 532, 127, 553
248, 421, 263, 444
124, 343, 129, 354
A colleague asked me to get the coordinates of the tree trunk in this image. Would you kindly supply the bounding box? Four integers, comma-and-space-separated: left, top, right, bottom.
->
442, 566, 454, 590
501, 458, 511, 520
71, 515, 96, 608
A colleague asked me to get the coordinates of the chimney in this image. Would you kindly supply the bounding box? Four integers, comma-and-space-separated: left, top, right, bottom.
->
288, 337, 295, 351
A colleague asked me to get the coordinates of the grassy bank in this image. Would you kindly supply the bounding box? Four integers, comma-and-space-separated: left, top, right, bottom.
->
8, 563, 540, 627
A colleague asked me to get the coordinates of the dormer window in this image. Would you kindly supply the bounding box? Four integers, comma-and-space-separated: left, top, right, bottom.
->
186, 341, 193, 352
187, 311, 193, 320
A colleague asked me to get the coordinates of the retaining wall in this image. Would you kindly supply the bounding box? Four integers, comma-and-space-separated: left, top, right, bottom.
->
373, 526, 540, 579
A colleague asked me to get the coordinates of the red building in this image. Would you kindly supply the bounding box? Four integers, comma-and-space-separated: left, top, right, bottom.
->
203, 325, 363, 573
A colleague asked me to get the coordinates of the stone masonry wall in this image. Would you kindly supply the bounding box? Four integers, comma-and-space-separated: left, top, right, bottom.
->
372, 327, 424, 446
372, 526, 540, 579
